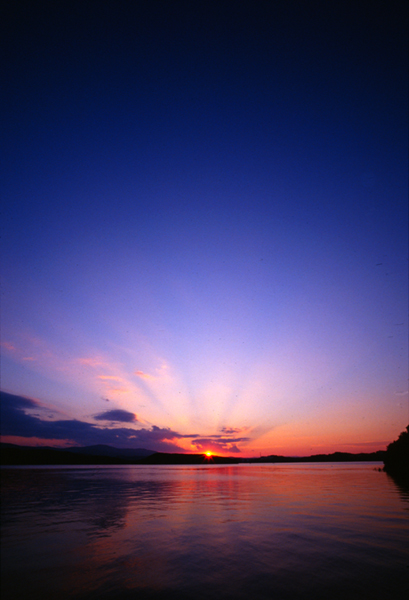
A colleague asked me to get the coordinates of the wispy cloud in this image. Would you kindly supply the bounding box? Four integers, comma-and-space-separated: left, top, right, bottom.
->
220, 427, 246, 435
78, 357, 106, 367
76, 355, 144, 403
1, 341, 16, 352
134, 370, 154, 380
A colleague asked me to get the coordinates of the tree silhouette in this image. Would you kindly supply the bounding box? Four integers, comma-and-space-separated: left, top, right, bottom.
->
383, 425, 409, 481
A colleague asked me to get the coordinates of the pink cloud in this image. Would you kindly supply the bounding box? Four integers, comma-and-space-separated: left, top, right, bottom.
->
191, 434, 251, 454
1, 341, 16, 352
134, 370, 154, 380
0, 435, 76, 447
78, 357, 105, 367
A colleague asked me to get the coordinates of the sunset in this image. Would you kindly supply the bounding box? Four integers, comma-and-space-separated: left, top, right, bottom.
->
1, 2, 408, 599
1, 1, 407, 459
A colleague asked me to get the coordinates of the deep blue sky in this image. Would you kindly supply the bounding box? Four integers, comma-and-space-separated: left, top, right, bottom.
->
1, 1, 408, 455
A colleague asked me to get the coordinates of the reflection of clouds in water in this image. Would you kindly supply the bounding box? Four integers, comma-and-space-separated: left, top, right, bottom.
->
1, 467, 183, 597
84, 479, 180, 538
1, 467, 181, 540
2, 465, 409, 600
84, 496, 127, 538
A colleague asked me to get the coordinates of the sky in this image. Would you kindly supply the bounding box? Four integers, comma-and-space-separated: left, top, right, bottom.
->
1, 0, 408, 456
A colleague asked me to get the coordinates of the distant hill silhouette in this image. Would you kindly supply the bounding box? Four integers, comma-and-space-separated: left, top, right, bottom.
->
0, 443, 127, 465
140, 452, 240, 465
1, 442, 385, 466
65, 444, 155, 458
0, 443, 154, 465
253, 451, 386, 463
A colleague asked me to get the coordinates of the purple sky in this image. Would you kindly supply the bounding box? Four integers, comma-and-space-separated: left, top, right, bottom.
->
1, 1, 408, 455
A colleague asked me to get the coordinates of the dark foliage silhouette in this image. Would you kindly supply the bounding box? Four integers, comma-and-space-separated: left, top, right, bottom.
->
383, 425, 409, 482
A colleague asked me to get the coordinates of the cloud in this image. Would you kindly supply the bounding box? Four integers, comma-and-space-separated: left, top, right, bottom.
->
78, 357, 105, 367
134, 370, 154, 380
1, 391, 40, 411
0, 341, 16, 351
0, 435, 75, 447
0, 392, 252, 454
220, 427, 244, 435
0, 391, 193, 452
191, 435, 250, 454
94, 409, 138, 423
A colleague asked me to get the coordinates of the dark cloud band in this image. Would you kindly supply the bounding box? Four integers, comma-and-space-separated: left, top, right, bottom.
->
0, 391, 250, 454
1, 391, 189, 452
94, 409, 137, 423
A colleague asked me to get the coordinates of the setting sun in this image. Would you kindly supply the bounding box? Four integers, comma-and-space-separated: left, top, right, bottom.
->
205, 451, 212, 457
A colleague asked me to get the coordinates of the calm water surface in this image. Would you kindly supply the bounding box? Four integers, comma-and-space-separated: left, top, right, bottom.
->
1, 463, 408, 600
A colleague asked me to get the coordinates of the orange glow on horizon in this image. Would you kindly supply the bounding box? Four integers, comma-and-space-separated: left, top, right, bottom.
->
0, 435, 76, 448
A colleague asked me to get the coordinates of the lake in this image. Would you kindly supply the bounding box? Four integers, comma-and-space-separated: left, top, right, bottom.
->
1, 463, 408, 600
